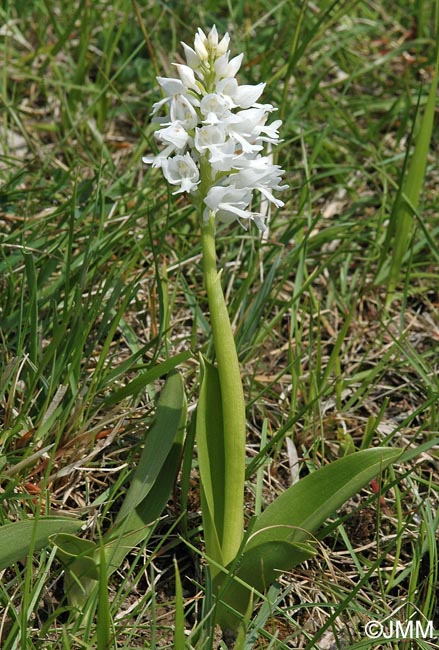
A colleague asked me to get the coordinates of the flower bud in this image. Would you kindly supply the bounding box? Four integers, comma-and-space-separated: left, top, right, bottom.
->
194, 31, 209, 61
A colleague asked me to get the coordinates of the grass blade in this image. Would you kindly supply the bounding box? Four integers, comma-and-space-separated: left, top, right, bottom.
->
97, 542, 112, 650
385, 60, 438, 299
173, 558, 185, 650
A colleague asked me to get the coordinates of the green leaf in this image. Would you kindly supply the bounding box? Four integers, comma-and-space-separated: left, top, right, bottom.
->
52, 533, 99, 609
115, 370, 187, 522
104, 425, 185, 576
249, 448, 400, 545
196, 357, 225, 572
216, 447, 400, 630
52, 533, 99, 579
52, 372, 187, 612
0, 517, 82, 571
216, 537, 314, 632
104, 370, 187, 574
200, 217, 246, 567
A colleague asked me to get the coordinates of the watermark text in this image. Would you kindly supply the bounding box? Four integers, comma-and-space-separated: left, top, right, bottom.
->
365, 618, 434, 640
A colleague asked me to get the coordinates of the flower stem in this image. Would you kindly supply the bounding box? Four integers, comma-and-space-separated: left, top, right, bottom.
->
200, 214, 246, 566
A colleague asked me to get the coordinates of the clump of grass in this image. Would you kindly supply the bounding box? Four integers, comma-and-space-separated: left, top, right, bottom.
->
1, 1, 438, 648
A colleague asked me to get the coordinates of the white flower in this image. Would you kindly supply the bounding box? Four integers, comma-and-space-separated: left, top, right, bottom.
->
200, 93, 233, 124
204, 185, 253, 224
143, 121, 190, 168
230, 163, 287, 208
222, 107, 271, 153
162, 153, 200, 194
255, 118, 283, 143
206, 139, 241, 172
194, 28, 209, 61
169, 95, 198, 129
142, 151, 171, 168
157, 77, 186, 96
143, 25, 288, 230
194, 124, 226, 154
216, 78, 266, 109
207, 24, 219, 47
155, 123, 189, 151
191, 26, 231, 62
181, 41, 203, 74
216, 31, 230, 57
173, 64, 199, 91
222, 107, 283, 155
214, 52, 244, 80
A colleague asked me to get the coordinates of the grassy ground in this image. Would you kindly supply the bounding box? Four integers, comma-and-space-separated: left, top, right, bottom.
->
1, 1, 439, 648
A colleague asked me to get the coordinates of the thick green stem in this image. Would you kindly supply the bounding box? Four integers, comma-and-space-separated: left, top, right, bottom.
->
201, 214, 246, 566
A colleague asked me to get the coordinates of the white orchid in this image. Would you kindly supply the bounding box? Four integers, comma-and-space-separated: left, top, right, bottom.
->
216, 78, 266, 109
161, 153, 200, 194
204, 185, 253, 224
142, 29, 292, 603
169, 95, 199, 129
194, 124, 226, 154
205, 138, 240, 172
200, 93, 234, 123
143, 25, 287, 230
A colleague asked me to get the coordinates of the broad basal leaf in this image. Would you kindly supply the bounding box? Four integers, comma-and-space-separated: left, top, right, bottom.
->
53, 371, 187, 611
216, 447, 400, 631
0, 517, 82, 571
115, 370, 186, 522
104, 370, 187, 574
249, 448, 400, 545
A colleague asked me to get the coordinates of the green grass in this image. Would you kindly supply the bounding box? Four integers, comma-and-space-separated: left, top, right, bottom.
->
1, 0, 438, 648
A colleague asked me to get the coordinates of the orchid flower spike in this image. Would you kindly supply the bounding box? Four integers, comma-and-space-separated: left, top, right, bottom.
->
143, 26, 288, 231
